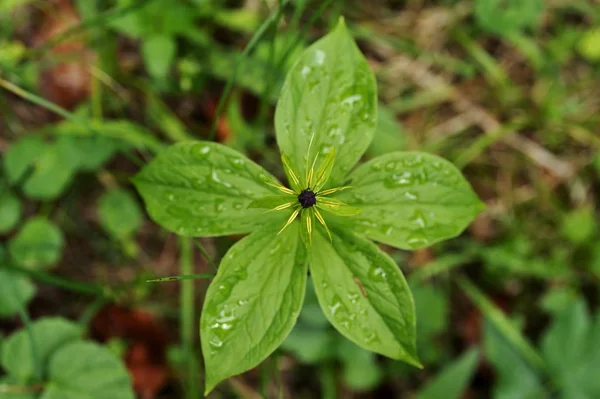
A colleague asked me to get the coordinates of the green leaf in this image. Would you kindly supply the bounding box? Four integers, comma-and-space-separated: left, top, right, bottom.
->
0, 188, 22, 233
0, 376, 37, 399
42, 341, 135, 399
541, 300, 600, 398
579, 28, 600, 62
1, 317, 81, 383
410, 281, 449, 364
98, 188, 143, 240
416, 348, 479, 399
200, 223, 308, 394
334, 152, 484, 250
475, 0, 543, 36
8, 217, 64, 270
337, 339, 383, 391
367, 104, 406, 157
0, 269, 35, 318
275, 19, 378, 187
247, 195, 294, 210
561, 206, 595, 245
3, 136, 48, 185
458, 277, 546, 375
281, 328, 335, 364
133, 141, 285, 237
21, 137, 80, 200
484, 322, 545, 399
309, 227, 419, 366
67, 136, 124, 172
142, 35, 176, 79
0, 0, 36, 14
48, 119, 164, 154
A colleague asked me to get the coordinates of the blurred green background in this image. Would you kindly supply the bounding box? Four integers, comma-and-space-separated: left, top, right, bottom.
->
1, 0, 599, 398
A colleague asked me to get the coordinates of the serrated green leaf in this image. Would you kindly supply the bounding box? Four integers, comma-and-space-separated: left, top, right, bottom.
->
416, 348, 479, 399
133, 141, 285, 237
334, 152, 484, 250
0, 188, 22, 233
8, 217, 64, 270
98, 188, 143, 240
142, 35, 176, 79
247, 194, 294, 210
1, 317, 81, 383
0, 269, 35, 318
3, 136, 48, 185
309, 227, 419, 366
275, 19, 377, 187
42, 341, 135, 399
201, 223, 307, 394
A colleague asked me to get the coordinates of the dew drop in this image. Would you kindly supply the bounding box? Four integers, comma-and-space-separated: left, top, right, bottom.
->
404, 192, 418, 201
369, 267, 387, 282
301, 65, 311, 77
384, 161, 397, 171
370, 162, 383, 171
195, 145, 211, 158
406, 233, 429, 249
314, 49, 325, 65
341, 95, 362, 107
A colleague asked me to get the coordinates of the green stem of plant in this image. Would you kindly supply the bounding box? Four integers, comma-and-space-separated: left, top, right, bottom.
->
319, 363, 336, 399
179, 237, 198, 398
16, 298, 41, 381
5, 263, 107, 298
208, 0, 290, 140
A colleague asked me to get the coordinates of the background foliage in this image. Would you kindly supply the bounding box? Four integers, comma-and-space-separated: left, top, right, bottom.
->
0, 0, 599, 398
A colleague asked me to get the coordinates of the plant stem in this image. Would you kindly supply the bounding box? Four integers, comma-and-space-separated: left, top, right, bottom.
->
179, 237, 198, 398
16, 300, 41, 380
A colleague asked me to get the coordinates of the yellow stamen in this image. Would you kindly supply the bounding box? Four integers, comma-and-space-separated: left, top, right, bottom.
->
278, 206, 301, 235
314, 208, 332, 242
266, 182, 295, 195
317, 186, 352, 196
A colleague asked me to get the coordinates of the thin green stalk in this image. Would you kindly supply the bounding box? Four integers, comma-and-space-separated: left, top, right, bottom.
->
193, 239, 217, 270
5, 263, 107, 297
78, 296, 110, 328
16, 298, 41, 380
146, 273, 214, 283
0, 77, 164, 153
319, 363, 336, 399
208, 0, 290, 140
179, 237, 198, 398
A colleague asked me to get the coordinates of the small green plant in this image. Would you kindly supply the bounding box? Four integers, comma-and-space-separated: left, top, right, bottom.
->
134, 19, 484, 394
0, 317, 135, 398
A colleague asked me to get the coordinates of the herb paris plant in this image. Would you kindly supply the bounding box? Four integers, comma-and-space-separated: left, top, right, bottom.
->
133, 19, 484, 395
